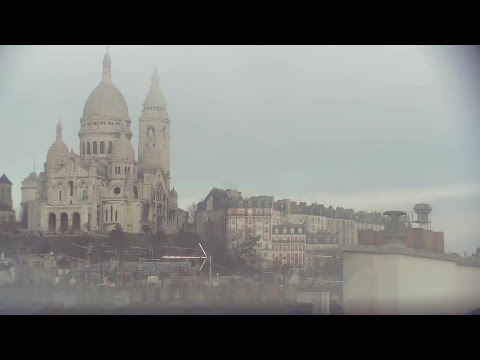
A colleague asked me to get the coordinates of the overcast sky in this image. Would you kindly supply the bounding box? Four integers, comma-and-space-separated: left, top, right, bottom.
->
0, 45, 478, 254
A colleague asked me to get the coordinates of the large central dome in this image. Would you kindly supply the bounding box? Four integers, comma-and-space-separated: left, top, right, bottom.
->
82, 49, 129, 119
83, 81, 129, 119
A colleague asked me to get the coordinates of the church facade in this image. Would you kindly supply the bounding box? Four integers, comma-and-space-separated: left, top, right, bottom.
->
21, 49, 182, 235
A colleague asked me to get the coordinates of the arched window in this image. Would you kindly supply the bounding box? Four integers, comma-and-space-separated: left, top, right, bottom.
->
68, 181, 74, 196
108, 141, 113, 154
59, 191, 62, 202
93, 141, 98, 154
100, 141, 105, 154
87, 142, 91, 154
115, 210, 118, 222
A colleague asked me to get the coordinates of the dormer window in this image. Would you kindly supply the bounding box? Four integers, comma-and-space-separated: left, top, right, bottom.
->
239, 201, 243, 208
248, 201, 252, 207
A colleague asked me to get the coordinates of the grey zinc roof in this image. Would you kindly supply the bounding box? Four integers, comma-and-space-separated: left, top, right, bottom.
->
0, 203, 14, 212
0, 174, 12, 185
228, 195, 273, 209
196, 187, 230, 211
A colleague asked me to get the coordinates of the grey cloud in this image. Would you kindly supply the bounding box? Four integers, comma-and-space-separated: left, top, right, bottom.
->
0, 45, 478, 251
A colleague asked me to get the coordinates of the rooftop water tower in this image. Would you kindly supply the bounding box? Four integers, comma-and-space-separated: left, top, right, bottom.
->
413, 203, 432, 230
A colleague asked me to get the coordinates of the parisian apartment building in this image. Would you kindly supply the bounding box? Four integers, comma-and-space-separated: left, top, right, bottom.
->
195, 187, 385, 270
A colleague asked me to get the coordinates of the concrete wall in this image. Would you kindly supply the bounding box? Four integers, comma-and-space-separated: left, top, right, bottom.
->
297, 292, 330, 314
342, 245, 480, 315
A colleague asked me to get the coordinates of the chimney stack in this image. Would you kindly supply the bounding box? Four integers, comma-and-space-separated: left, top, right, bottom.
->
383, 211, 408, 248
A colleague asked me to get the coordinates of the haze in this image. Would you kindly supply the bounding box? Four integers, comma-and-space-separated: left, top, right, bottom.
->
0, 45, 478, 254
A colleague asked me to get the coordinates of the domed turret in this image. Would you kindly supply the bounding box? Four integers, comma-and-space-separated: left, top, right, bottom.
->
47, 120, 69, 165
169, 187, 178, 209
82, 48, 129, 119
143, 67, 166, 111
21, 172, 39, 204
111, 121, 135, 162
79, 48, 132, 162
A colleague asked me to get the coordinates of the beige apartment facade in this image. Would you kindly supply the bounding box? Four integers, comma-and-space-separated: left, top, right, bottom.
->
305, 232, 339, 272
0, 174, 16, 231
271, 224, 306, 269
327, 217, 357, 244
226, 196, 274, 260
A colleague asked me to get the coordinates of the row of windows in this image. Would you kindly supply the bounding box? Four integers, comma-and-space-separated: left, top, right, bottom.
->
228, 217, 271, 224
272, 236, 305, 242
273, 227, 303, 235
273, 254, 305, 260
238, 200, 270, 208
273, 244, 305, 252
57, 181, 86, 201
81, 141, 113, 155
85, 120, 120, 126
236, 208, 271, 216
105, 206, 118, 222
307, 237, 337, 244
304, 216, 327, 223
256, 243, 270, 249
114, 166, 132, 175
308, 225, 326, 231
306, 246, 338, 253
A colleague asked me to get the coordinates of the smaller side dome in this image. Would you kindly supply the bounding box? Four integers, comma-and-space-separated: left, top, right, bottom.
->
169, 187, 177, 198
23, 172, 39, 183
139, 145, 161, 168
111, 122, 136, 162
47, 120, 69, 164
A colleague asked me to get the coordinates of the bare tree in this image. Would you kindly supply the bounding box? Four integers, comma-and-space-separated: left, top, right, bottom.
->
236, 234, 262, 267
186, 202, 197, 224
17, 207, 24, 227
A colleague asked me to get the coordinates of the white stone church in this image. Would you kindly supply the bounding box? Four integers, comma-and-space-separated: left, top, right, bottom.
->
21, 49, 184, 235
